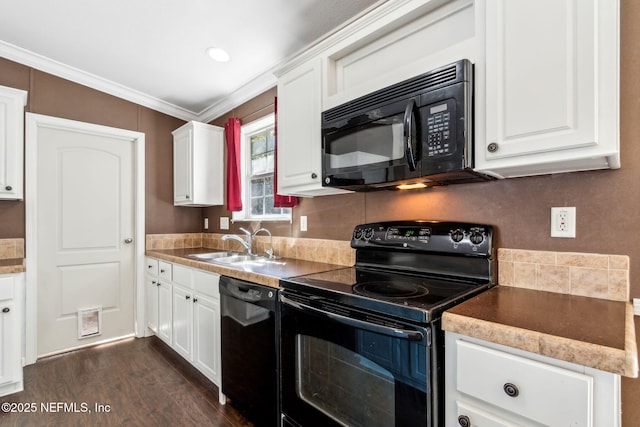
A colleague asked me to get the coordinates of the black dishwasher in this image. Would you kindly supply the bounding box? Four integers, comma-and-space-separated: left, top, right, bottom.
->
220, 276, 278, 427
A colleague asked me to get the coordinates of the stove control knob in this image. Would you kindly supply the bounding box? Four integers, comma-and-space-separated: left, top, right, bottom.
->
470, 230, 484, 245
450, 229, 464, 243
353, 228, 363, 240
363, 228, 374, 240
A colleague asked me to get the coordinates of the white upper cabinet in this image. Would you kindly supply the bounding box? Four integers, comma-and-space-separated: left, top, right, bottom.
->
476, 0, 619, 178
172, 121, 224, 206
276, 58, 350, 197
0, 85, 28, 200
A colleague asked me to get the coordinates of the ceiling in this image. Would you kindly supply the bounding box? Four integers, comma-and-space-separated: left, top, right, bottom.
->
0, 0, 383, 122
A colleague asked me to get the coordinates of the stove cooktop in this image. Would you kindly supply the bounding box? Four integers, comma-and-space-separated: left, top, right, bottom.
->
281, 266, 493, 324
280, 221, 496, 324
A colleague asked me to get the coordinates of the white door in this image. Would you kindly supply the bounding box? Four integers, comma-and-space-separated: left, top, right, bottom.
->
34, 119, 136, 357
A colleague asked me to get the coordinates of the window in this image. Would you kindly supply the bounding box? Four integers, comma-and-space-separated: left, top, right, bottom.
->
232, 114, 291, 221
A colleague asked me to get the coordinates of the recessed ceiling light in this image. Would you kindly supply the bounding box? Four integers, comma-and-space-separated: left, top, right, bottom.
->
206, 47, 230, 62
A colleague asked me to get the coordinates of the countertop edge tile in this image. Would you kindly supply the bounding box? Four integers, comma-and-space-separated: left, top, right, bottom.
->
442, 304, 638, 378
0, 258, 26, 274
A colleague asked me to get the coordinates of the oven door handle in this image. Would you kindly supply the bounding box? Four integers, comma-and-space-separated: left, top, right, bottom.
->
280, 294, 425, 342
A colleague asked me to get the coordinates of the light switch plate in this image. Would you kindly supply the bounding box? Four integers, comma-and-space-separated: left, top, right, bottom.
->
300, 216, 308, 232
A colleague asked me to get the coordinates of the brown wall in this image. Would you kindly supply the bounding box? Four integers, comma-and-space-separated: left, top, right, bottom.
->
1, 0, 639, 421
0, 57, 199, 237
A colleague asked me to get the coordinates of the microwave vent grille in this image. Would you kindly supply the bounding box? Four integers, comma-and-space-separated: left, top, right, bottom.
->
323, 63, 460, 122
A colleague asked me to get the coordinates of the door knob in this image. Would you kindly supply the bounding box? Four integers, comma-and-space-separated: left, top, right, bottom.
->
124, 238, 133, 244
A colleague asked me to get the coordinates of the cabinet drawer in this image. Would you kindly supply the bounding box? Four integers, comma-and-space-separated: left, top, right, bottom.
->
456, 339, 593, 426
193, 270, 219, 298
456, 400, 521, 427
0, 276, 14, 301
173, 264, 192, 288
158, 261, 172, 281
145, 257, 159, 276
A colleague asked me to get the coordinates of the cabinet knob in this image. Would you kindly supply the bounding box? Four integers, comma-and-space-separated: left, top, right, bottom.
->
5, 185, 12, 191
193, 298, 198, 303
311, 172, 317, 179
148, 265, 153, 269
457, 415, 471, 427
156, 282, 161, 287
186, 295, 191, 300
185, 194, 190, 199
503, 382, 519, 397
160, 269, 165, 273
487, 142, 499, 153
2, 307, 9, 313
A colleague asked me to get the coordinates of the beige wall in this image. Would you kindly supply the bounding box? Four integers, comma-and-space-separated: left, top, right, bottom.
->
0, 0, 639, 422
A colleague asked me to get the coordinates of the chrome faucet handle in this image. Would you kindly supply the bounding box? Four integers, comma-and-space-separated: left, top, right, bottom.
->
239, 227, 252, 237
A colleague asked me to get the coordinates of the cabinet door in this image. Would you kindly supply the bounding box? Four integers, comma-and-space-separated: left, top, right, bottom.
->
479, 0, 619, 177
172, 285, 193, 360
157, 281, 172, 345
193, 293, 221, 384
277, 58, 349, 197
145, 276, 158, 334
173, 127, 193, 204
0, 86, 27, 200
0, 300, 19, 387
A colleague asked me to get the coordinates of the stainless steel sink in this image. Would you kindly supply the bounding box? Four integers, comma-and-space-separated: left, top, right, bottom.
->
187, 251, 238, 260
187, 251, 286, 267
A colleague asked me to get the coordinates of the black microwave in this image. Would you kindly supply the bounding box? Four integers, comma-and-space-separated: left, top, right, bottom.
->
321, 59, 494, 191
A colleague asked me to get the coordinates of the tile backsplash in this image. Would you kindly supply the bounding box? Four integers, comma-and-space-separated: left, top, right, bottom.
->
147, 233, 355, 267
0, 238, 24, 260
498, 248, 629, 302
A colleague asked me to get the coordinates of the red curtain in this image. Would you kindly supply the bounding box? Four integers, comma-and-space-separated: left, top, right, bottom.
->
273, 97, 298, 208
225, 117, 243, 212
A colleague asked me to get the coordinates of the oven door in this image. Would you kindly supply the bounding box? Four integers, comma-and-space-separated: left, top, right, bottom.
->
279, 292, 434, 427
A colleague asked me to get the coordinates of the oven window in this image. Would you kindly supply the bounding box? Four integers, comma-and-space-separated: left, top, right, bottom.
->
325, 119, 405, 170
296, 335, 395, 427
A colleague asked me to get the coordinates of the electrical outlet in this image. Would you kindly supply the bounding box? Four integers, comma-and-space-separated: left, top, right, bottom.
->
204, 217, 209, 230
300, 216, 308, 232
551, 207, 576, 238
220, 217, 230, 230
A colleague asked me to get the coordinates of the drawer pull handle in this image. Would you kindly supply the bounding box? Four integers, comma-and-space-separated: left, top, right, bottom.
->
503, 382, 519, 397
2, 307, 9, 313
457, 415, 471, 427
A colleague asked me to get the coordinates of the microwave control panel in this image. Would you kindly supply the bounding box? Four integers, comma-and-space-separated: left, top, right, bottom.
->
425, 98, 456, 157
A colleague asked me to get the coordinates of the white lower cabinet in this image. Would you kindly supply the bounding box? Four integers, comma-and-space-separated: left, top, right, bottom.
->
145, 258, 223, 398
445, 332, 621, 427
0, 273, 24, 397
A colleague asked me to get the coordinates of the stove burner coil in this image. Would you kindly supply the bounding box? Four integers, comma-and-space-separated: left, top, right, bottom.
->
353, 281, 429, 299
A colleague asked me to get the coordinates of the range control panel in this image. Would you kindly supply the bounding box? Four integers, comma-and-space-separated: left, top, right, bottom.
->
351, 221, 493, 256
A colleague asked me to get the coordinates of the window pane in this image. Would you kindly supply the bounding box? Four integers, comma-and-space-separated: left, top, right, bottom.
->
251, 133, 267, 156
252, 155, 268, 175
267, 129, 276, 152
251, 178, 265, 197
265, 176, 274, 195
251, 197, 264, 216
267, 153, 275, 173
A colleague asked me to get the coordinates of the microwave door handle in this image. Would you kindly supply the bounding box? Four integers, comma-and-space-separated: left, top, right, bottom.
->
403, 99, 419, 171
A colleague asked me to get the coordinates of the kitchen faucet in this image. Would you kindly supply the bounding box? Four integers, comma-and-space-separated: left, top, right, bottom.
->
253, 228, 275, 259
221, 227, 254, 254
221, 227, 274, 257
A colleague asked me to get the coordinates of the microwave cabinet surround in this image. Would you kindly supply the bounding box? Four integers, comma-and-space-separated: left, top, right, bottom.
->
321, 60, 494, 191
0, 85, 28, 200
445, 332, 621, 427
172, 121, 224, 206
276, 58, 351, 197
273, 0, 619, 195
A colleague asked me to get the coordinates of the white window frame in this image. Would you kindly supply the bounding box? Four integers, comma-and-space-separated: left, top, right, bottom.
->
231, 113, 292, 222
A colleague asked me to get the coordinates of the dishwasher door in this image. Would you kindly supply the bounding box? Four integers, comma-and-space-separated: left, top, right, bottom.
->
220, 276, 278, 427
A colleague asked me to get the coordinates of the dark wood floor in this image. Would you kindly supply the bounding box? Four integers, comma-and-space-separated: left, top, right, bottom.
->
0, 336, 253, 427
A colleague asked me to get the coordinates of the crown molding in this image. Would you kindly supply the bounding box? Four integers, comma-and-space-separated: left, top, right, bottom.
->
0, 40, 200, 122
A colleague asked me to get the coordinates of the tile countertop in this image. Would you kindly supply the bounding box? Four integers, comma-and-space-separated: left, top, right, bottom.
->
0, 258, 25, 274
442, 286, 638, 378
145, 247, 346, 288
